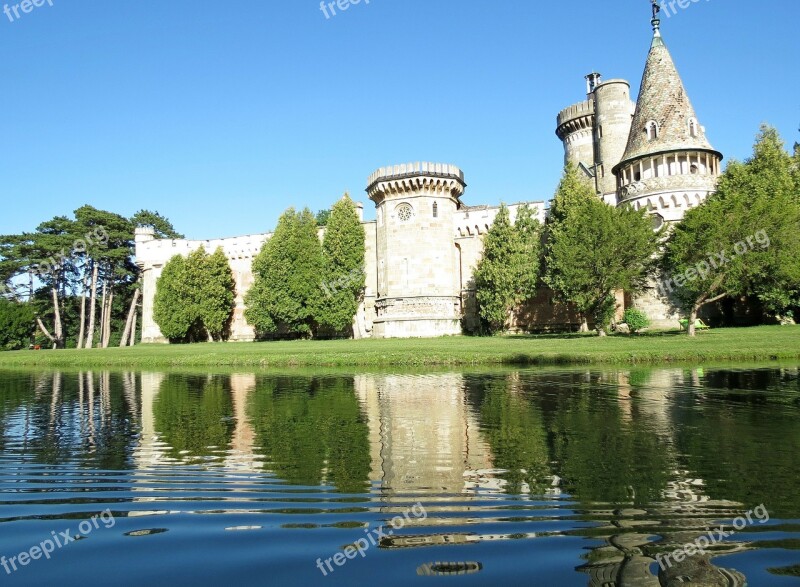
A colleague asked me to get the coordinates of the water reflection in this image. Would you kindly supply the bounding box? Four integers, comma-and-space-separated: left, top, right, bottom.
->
0, 366, 798, 586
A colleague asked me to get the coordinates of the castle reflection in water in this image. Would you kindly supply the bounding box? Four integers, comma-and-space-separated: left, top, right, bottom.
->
6, 367, 799, 585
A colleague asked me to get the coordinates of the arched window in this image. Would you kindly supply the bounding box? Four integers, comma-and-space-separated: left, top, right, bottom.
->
432, 202, 438, 218
690, 164, 699, 175
688, 118, 698, 138
645, 120, 659, 140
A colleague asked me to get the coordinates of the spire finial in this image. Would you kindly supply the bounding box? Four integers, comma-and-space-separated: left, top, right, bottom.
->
651, 0, 661, 36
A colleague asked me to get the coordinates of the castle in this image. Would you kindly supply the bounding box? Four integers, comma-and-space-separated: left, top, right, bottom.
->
136, 13, 721, 342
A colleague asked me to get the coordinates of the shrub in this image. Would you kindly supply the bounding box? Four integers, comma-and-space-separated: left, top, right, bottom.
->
622, 308, 650, 334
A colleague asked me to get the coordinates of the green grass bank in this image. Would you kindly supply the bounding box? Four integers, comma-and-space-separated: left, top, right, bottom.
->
0, 326, 797, 369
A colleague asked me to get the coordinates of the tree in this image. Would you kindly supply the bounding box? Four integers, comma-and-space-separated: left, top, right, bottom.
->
0, 299, 35, 350
246, 208, 323, 338
131, 210, 184, 239
200, 247, 236, 340
153, 247, 236, 342
0, 205, 179, 349
545, 165, 659, 335
473, 205, 524, 333
515, 203, 543, 301
314, 195, 366, 336
74, 206, 137, 348
315, 209, 332, 227
153, 255, 194, 341
663, 126, 800, 335
473, 204, 543, 334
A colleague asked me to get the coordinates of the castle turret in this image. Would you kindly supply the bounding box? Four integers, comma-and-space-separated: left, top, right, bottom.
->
593, 79, 635, 200
366, 162, 465, 338
557, 73, 635, 203
556, 98, 596, 173
612, 16, 722, 226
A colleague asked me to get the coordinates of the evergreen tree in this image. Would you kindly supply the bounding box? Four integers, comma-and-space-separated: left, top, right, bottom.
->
545, 165, 658, 335
315, 210, 332, 227
548, 162, 595, 225
473, 205, 524, 333
315, 195, 366, 336
201, 247, 236, 340
245, 208, 323, 338
514, 203, 543, 300
131, 210, 184, 239
153, 247, 236, 342
153, 255, 194, 340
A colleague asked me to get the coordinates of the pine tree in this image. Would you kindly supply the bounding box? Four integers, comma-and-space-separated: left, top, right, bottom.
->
315, 195, 366, 336
245, 208, 323, 338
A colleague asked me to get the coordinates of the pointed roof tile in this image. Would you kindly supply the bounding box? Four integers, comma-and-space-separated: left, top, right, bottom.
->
615, 31, 720, 171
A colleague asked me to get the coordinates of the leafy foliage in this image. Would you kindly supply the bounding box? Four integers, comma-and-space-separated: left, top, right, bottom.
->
245, 208, 323, 338
473, 204, 542, 333
315, 209, 332, 227
663, 125, 800, 333
622, 308, 650, 334
0, 299, 36, 350
314, 195, 366, 336
153, 247, 236, 342
131, 210, 185, 239
545, 164, 659, 334
247, 376, 370, 493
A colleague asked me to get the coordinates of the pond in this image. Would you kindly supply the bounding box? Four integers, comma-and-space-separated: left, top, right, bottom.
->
0, 366, 798, 586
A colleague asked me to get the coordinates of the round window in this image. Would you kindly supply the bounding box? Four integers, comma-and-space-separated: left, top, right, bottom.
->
397, 204, 413, 222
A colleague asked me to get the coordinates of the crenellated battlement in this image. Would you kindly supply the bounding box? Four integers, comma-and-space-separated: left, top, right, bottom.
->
367, 162, 464, 191
556, 100, 595, 138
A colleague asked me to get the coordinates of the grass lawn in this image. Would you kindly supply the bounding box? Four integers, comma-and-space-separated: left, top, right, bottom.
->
0, 325, 797, 369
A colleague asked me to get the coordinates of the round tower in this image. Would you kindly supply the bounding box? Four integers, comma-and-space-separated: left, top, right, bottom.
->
593, 79, 635, 199
556, 99, 595, 170
366, 162, 465, 339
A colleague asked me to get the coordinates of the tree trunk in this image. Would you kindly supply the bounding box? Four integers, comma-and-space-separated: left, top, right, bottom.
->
129, 306, 137, 346
579, 315, 589, 333
77, 272, 88, 349
102, 288, 114, 348
85, 262, 99, 349
51, 287, 63, 349
98, 278, 107, 348
119, 289, 140, 347
688, 305, 698, 337
36, 317, 56, 347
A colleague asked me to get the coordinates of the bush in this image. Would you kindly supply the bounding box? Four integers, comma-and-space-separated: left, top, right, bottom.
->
622, 308, 650, 334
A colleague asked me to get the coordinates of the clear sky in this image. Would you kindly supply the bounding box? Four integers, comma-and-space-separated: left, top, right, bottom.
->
1, 0, 797, 239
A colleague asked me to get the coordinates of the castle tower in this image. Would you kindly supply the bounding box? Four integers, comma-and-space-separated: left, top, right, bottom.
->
612, 15, 722, 227
366, 163, 465, 338
556, 94, 596, 174
556, 74, 635, 204
593, 79, 635, 201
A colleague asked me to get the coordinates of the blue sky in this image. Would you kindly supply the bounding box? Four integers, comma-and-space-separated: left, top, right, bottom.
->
1, 0, 797, 239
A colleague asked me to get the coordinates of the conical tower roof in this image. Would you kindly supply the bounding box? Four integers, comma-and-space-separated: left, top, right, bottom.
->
615, 23, 720, 170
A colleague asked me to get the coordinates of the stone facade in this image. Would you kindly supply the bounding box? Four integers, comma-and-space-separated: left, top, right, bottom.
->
135, 169, 546, 342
